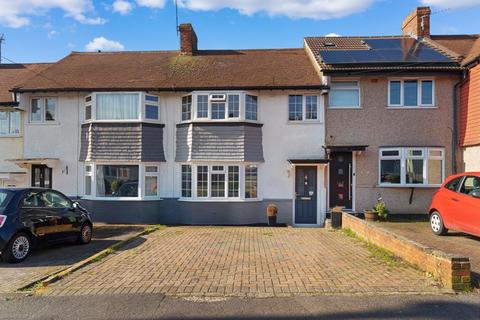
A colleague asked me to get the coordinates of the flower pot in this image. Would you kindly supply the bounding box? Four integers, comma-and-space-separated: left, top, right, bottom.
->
268, 215, 277, 226
364, 210, 378, 222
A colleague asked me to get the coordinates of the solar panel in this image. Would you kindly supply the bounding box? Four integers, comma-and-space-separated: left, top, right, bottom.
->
319, 38, 453, 64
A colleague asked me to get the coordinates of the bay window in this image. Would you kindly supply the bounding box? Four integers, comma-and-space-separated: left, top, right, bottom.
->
197, 95, 209, 118
379, 148, 444, 186
0, 111, 20, 136
31, 97, 57, 123
329, 81, 360, 108
245, 95, 258, 120
181, 164, 259, 200
182, 95, 192, 121
288, 94, 320, 121
388, 79, 435, 107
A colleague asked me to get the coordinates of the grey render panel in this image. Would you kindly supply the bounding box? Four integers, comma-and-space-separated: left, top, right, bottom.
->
175, 122, 264, 162
80, 198, 292, 225
79, 123, 165, 162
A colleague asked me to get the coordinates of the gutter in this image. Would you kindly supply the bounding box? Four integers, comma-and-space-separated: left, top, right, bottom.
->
453, 73, 468, 174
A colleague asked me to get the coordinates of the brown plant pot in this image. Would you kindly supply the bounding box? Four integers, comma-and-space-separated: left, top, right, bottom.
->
364, 210, 378, 222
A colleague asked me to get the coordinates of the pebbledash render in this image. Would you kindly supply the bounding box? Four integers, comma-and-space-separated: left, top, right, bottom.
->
11, 24, 329, 225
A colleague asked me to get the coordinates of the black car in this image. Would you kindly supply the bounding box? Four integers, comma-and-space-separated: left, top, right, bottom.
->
0, 188, 93, 263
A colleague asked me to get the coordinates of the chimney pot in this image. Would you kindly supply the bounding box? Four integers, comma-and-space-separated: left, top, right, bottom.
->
179, 23, 198, 55
401, 7, 431, 38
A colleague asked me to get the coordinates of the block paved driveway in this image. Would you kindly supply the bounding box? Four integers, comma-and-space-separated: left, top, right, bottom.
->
43, 227, 443, 297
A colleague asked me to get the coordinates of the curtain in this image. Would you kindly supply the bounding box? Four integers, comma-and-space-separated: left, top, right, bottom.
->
0, 111, 8, 135
96, 166, 106, 197
96, 93, 139, 120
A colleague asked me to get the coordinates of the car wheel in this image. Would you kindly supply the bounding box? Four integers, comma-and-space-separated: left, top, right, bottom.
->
2, 232, 32, 263
430, 211, 448, 236
77, 223, 93, 244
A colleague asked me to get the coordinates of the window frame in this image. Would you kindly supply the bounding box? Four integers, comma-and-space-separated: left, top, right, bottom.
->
180, 163, 260, 201
288, 94, 321, 123
378, 147, 445, 187
82, 162, 162, 200
30, 97, 58, 124
0, 110, 21, 137
387, 79, 436, 108
328, 80, 361, 109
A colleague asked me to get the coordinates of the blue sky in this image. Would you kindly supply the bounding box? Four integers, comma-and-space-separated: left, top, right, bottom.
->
0, 0, 479, 63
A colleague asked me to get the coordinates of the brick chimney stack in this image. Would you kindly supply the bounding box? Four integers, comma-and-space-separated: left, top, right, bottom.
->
402, 7, 431, 38
179, 23, 198, 55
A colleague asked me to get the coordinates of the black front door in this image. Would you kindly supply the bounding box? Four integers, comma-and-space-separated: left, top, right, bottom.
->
329, 152, 353, 209
295, 166, 317, 224
32, 165, 52, 189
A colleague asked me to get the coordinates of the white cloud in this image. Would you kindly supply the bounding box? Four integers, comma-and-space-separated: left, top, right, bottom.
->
0, 0, 106, 28
136, 0, 167, 8
421, 0, 480, 9
113, 0, 135, 14
177, 0, 375, 19
85, 37, 125, 51
47, 30, 58, 39
325, 33, 341, 37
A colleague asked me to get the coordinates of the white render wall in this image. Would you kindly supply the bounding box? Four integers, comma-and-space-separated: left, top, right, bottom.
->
17, 90, 327, 213
0, 111, 26, 187
463, 146, 480, 172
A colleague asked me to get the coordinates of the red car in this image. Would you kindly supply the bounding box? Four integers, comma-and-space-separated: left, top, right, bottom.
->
429, 173, 480, 237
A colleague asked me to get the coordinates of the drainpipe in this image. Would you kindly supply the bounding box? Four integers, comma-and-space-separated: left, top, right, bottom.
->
453, 71, 468, 175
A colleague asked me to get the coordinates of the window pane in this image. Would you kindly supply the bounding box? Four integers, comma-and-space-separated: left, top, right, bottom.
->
228, 166, 239, 197
0, 111, 20, 135
245, 165, 258, 198
145, 95, 159, 103
145, 166, 158, 173
85, 105, 92, 120
145, 105, 159, 120
228, 95, 239, 118
145, 176, 158, 196
459, 176, 480, 195
429, 150, 443, 157
31, 98, 43, 122
404, 80, 418, 106
421, 80, 433, 105
182, 165, 192, 198
428, 159, 443, 185
182, 95, 192, 121
329, 89, 359, 107
211, 173, 225, 197
197, 95, 208, 118
96, 94, 139, 120
406, 159, 424, 184
0, 111, 8, 135
42, 191, 70, 208
306, 96, 318, 120
389, 81, 401, 105
197, 166, 208, 197
380, 160, 401, 184
289, 95, 303, 121
96, 165, 139, 197
45, 98, 56, 121
85, 176, 92, 195
445, 177, 462, 191
246, 95, 258, 120
381, 150, 400, 157
407, 149, 423, 157
211, 102, 225, 119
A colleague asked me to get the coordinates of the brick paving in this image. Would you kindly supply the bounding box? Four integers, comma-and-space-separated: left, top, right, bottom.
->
43, 227, 442, 297
381, 222, 480, 288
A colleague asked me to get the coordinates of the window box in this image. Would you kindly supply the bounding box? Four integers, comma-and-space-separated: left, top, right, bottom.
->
388, 79, 435, 108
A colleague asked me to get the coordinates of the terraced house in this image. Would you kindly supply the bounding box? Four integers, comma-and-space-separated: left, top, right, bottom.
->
9, 24, 329, 225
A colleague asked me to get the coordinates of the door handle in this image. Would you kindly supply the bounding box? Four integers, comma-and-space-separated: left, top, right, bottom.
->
300, 197, 311, 201
451, 198, 459, 202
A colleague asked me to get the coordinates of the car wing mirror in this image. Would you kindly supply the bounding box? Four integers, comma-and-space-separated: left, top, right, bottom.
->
71, 202, 79, 210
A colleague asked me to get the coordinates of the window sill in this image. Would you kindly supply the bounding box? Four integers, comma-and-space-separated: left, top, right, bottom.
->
377, 184, 441, 188
287, 120, 323, 125
82, 196, 164, 201
179, 119, 261, 124
328, 107, 361, 110
178, 198, 262, 203
27, 122, 60, 126
386, 106, 438, 109
0, 135, 22, 138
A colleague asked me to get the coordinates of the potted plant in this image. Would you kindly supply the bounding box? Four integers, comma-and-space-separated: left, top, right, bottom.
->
364, 209, 378, 222
373, 197, 390, 221
267, 204, 278, 226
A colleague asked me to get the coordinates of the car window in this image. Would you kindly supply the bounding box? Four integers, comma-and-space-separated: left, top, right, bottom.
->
459, 176, 480, 196
0, 190, 13, 208
22, 191, 44, 208
41, 191, 71, 208
445, 177, 463, 192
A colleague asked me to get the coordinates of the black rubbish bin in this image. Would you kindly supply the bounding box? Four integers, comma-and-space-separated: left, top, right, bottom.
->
331, 207, 344, 229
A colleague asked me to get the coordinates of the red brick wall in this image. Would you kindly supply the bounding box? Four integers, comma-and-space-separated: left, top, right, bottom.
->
459, 64, 480, 147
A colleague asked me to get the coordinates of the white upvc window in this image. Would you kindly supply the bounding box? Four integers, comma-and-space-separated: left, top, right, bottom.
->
379, 147, 444, 187
83, 163, 161, 200
388, 79, 435, 108
0, 110, 21, 136
181, 163, 259, 201
181, 91, 259, 122
288, 94, 320, 122
30, 97, 57, 123
84, 92, 161, 122
329, 81, 360, 109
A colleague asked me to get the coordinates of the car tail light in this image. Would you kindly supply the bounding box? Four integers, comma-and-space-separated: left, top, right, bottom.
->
0, 215, 6, 228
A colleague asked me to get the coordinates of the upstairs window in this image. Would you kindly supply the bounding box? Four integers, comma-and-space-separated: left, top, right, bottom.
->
0, 111, 20, 136
96, 93, 139, 120
288, 95, 320, 121
228, 95, 240, 118
31, 97, 57, 123
245, 95, 258, 120
329, 81, 360, 108
197, 95, 209, 118
388, 80, 435, 107
145, 95, 160, 120
182, 95, 192, 121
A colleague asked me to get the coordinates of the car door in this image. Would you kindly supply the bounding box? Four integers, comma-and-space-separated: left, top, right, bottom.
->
40, 191, 78, 241
20, 191, 55, 239
438, 176, 464, 229
456, 176, 480, 236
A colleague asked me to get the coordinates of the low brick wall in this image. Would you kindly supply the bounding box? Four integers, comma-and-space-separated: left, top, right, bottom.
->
341, 212, 471, 291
